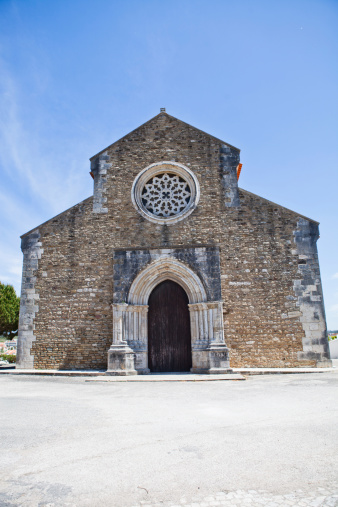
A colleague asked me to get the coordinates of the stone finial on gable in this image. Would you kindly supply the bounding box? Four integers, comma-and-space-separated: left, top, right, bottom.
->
91, 151, 111, 214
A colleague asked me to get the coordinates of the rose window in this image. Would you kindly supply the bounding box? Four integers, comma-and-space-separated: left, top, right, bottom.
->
141, 173, 191, 217
131, 162, 200, 225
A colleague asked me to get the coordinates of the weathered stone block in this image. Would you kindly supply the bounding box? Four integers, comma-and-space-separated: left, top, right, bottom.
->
107, 344, 137, 375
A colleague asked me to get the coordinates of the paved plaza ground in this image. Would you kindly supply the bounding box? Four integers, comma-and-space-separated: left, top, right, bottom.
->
0, 371, 337, 507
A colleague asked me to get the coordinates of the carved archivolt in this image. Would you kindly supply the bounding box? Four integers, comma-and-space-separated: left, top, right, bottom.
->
127, 257, 207, 305
131, 161, 200, 225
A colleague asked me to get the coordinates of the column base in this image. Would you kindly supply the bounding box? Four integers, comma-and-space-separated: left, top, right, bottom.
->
106, 344, 137, 376
191, 344, 231, 374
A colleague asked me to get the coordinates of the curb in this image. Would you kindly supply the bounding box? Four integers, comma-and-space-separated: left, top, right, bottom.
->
0, 367, 336, 379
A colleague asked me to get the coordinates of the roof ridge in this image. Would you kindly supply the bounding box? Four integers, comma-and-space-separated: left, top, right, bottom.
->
89, 111, 240, 160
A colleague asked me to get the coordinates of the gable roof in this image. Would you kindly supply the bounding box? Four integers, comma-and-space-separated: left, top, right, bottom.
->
89, 111, 240, 161
21, 196, 93, 238
239, 188, 319, 225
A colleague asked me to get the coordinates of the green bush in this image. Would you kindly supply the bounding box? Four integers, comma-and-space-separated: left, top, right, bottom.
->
0, 353, 16, 363
0, 282, 20, 339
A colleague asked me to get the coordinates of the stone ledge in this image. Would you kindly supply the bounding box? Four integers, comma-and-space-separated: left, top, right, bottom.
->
87, 373, 245, 382
0, 367, 336, 378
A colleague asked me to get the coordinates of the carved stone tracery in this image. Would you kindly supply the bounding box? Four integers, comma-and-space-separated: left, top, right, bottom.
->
141, 173, 191, 217
131, 161, 200, 225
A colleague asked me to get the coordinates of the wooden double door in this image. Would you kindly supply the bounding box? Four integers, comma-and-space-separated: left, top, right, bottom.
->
148, 280, 192, 372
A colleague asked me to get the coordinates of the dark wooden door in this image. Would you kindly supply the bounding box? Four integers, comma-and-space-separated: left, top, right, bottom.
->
148, 280, 192, 372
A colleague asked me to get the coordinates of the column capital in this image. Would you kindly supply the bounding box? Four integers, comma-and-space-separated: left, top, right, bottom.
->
127, 304, 149, 313
112, 302, 129, 312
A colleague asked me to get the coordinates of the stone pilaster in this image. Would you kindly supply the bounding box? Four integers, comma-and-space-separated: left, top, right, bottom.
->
16, 231, 43, 369
292, 218, 331, 367
220, 144, 240, 207
91, 151, 110, 214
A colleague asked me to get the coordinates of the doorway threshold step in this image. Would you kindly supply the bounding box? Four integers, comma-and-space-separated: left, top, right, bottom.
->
86, 373, 245, 382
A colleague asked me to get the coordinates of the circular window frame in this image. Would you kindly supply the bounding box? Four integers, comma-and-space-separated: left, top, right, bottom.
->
131, 161, 200, 225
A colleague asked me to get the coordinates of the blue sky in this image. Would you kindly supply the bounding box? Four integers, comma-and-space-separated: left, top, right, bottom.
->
0, 0, 337, 328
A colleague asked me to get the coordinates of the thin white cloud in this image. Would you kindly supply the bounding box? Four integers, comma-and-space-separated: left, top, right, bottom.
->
0, 62, 39, 191
0, 57, 91, 217
0, 54, 92, 295
333, 273, 338, 279
0, 189, 41, 231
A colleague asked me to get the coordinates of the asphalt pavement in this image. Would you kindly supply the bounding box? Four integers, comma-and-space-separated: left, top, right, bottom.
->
0, 371, 337, 506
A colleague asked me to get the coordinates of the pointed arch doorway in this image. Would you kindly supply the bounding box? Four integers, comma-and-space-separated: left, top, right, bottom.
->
148, 280, 192, 372
108, 253, 231, 375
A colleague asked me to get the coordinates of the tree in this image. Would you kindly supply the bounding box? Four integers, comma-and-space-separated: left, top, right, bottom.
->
0, 282, 20, 339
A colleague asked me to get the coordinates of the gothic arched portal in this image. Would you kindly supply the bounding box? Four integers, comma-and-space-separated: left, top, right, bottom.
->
108, 255, 230, 375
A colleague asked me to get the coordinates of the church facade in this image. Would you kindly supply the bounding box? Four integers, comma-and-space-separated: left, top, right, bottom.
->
16, 110, 331, 372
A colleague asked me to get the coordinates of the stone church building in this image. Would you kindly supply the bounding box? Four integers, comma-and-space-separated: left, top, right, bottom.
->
17, 110, 331, 373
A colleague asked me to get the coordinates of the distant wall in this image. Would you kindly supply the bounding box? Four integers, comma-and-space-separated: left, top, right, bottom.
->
329, 339, 338, 359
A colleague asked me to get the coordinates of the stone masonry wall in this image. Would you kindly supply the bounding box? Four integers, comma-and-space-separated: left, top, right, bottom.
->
18, 112, 329, 369
219, 190, 328, 367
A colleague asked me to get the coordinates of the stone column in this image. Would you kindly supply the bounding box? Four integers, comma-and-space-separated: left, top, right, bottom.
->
126, 305, 150, 374
189, 303, 208, 350
189, 301, 231, 374
107, 304, 137, 375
